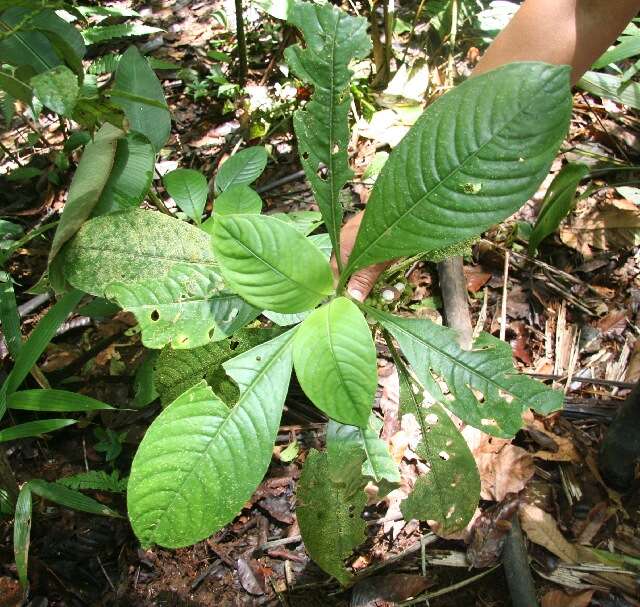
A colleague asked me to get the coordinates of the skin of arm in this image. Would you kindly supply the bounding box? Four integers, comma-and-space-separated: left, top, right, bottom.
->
338, 0, 640, 301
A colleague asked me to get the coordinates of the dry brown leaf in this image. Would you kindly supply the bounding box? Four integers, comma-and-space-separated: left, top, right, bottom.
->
464, 265, 491, 293
463, 428, 535, 500
519, 503, 579, 563
626, 340, 640, 383
527, 419, 581, 463
541, 589, 595, 607
560, 198, 640, 256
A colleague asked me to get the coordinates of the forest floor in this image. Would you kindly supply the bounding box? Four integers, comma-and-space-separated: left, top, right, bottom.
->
1, 0, 640, 606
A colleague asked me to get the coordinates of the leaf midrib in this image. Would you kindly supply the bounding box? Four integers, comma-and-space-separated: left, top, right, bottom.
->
348, 68, 565, 271
70, 245, 217, 267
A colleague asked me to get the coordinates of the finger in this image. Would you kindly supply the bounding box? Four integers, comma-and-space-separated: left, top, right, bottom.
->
346, 261, 390, 302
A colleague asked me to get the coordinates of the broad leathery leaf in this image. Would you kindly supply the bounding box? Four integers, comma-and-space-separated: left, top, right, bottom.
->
0, 419, 77, 442
529, 163, 589, 254
14, 484, 31, 589
0, 8, 60, 73
28, 479, 119, 517
297, 444, 367, 586
128, 329, 295, 547
212, 214, 333, 313
285, 1, 371, 263
346, 63, 572, 273
30, 65, 78, 116
164, 168, 208, 224
92, 133, 155, 215
369, 308, 563, 437
49, 123, 123, 266
396, 366, 479, 533
0, 289, 83, 420
112, 45, 170, 152
60, 209, 216, 296
7, 389, 113, 412
327, 416, 400, 496
214, 147, 268, 194
153, 327, 281, 406
293, 297, 376, 427
214, 185, 262, 216
105, 264, 258, 350
0, 70, 32, 104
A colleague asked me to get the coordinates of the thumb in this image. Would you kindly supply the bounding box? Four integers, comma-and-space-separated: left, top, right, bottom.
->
346, 261, 390, 302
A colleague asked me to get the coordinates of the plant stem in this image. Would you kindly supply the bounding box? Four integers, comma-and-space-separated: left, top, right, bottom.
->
147, 189, 174, 217
235, 0, 248, 88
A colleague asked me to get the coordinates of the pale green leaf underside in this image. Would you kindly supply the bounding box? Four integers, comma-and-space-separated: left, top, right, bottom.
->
285, 1, 371, 260
347, 62, 572, 273
61, 209, 216, 296
105, 263, 258, 349
397, 369, 479, 533
327, 416, 400, 495
294, 297, 376, 427
128, 329, 295, 548
370, 308, 563, 437
92, 133, 155, 216
297, 447, 366, 586
212, 214, 333, 313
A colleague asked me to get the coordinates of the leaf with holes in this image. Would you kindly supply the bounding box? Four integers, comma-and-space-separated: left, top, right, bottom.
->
293, 297, 376, 427
327, 416, 400, 497
128, 329, 295, 548
214, 185, 262, 216
214, 147, 268, 194
395, 363, 479, 533
112, 45, 170, 152
105, 264, 259, 349
164, 168, 208, 224
92, 133, 156, 215
369, 308, 563, 437
297, 436, 367, 585
345, 63, 572, 274
212, 214, 333, 313
60, 209, 216, 296
285, 1, 371, 265
153, 327, 281, 406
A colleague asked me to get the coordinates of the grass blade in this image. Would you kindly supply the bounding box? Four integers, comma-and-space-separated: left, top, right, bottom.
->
13, 483, 32, 590
7, 389, 113, 412
28, 479, 120, 517
0, 419, 77, 442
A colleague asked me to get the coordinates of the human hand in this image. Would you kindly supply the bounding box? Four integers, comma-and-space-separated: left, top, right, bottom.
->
331, 211, 392, 302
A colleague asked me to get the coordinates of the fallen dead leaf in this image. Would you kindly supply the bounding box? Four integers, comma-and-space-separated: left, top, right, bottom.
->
541, 589, 595, 607
467, 495, 519, 567
463, 428, 535, 501
519, 503, 579, 563
526, 419, 581, 463
464, 265, 491, 293
351, 574, 433, 606
560, 198, 640, 257
236, 557, 265, 595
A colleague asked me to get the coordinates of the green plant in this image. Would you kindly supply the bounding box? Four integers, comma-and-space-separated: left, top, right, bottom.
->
3, 0, 574, 589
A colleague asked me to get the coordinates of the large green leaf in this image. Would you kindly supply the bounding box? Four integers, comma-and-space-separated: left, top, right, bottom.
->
293, 297, 376, 427
111, 45, 170, 152
297, 441, 367, 585
128, 329, 295, 548
394, 359, 479, 533
30, 65, 78, 116
92, 133, 155, 215
285, 1, 371, 266
60, 209, 216, 296
213, 185, 262, 216
369, 308, 563, 438
105, 264, 259, 349
214, 147, 267, 194
327, 416, 399, 497
163, 168, 208, 224
153, 327, 281, 406
0, 70, 32, 103
212, 214, 333, 313
345, 63, 572, 275
49, 123, 123, 266
528, 163, 589, 254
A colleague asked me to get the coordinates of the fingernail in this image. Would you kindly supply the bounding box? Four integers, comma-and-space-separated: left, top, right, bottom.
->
348, 287, 364, 302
